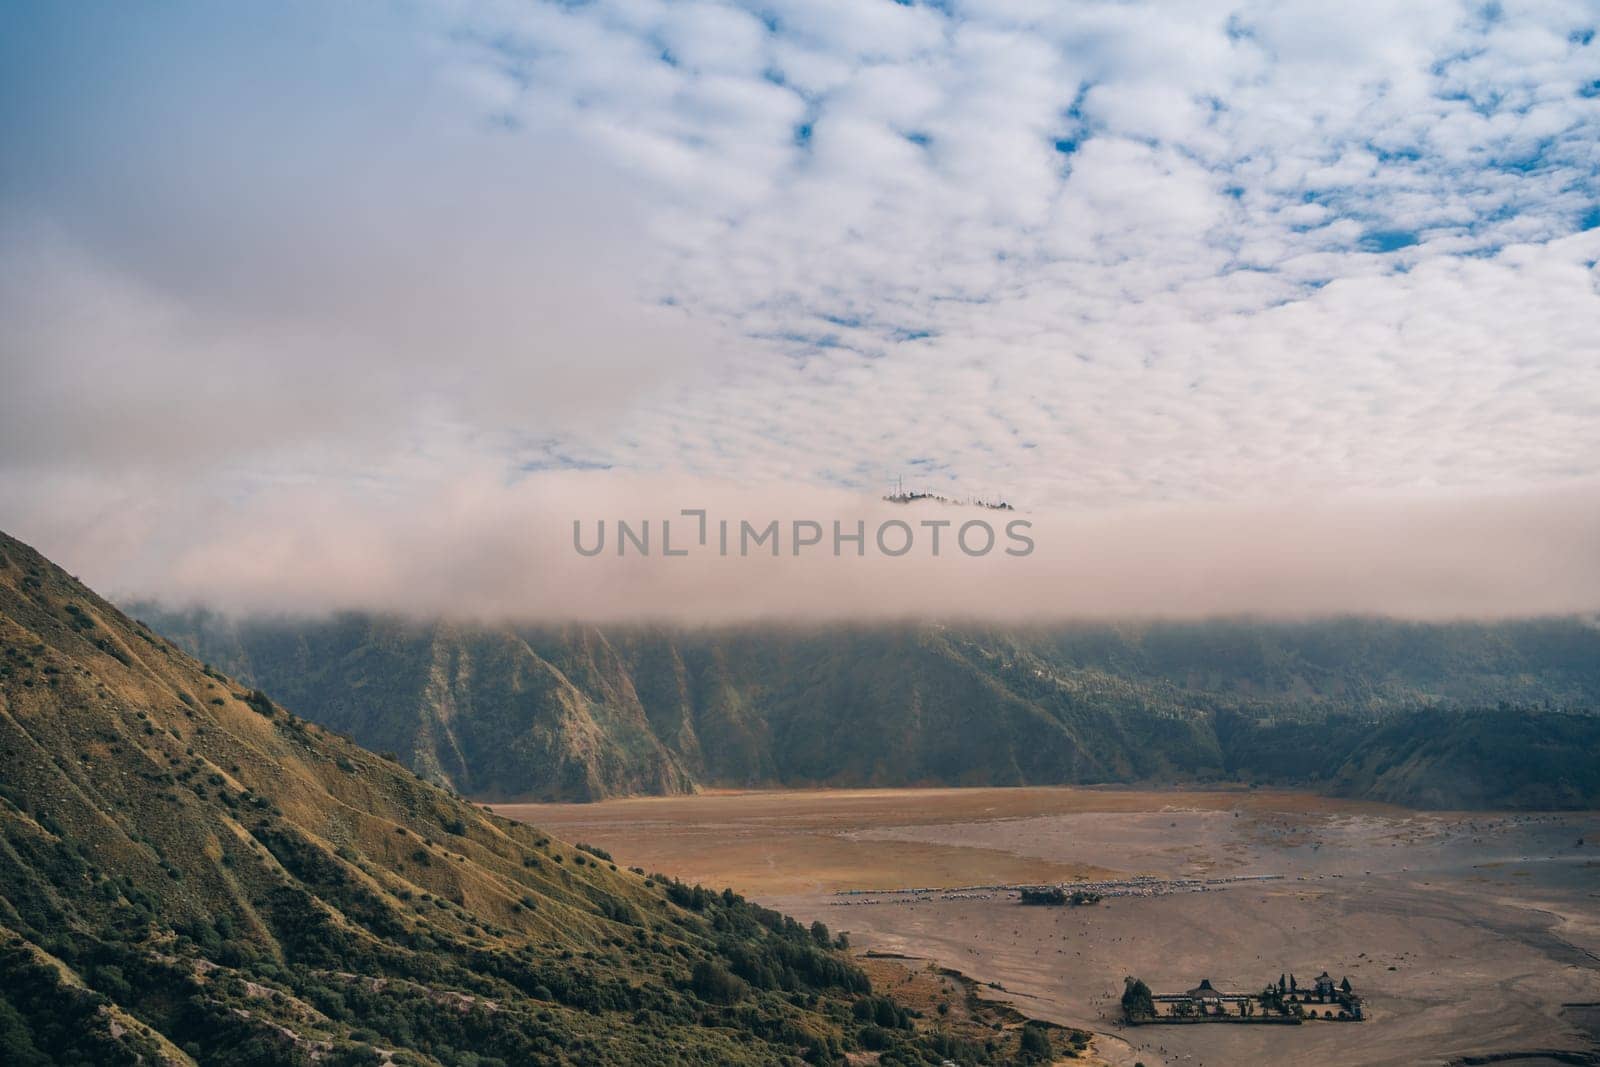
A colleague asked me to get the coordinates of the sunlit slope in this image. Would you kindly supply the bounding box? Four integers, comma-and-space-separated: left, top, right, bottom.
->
0, 531, 972, 1066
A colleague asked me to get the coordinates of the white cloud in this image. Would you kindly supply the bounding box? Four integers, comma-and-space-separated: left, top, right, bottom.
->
418, 0, 1600, 506
2, 0, 1598, 616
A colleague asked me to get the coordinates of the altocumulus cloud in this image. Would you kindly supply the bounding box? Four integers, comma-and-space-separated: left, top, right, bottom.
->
1, 0, 1598, 617
447, 0, 1600, 501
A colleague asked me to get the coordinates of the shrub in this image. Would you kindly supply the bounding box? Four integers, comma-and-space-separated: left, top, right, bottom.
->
1019, 1022, 1052, 1061
857, 1025, 893, 1051
690, 960, 745, 1004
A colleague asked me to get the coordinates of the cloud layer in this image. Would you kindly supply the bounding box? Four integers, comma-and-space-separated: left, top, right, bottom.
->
446, 0, 1600, 502
2, 1, 1598, 617
60, 471, 1600, 622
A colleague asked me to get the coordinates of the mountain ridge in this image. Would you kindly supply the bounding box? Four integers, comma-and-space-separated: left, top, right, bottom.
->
0, 529, 1037, 1065
134, 608, 1600, 809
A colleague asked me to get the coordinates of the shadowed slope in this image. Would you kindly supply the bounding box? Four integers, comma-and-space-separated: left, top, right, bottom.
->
146, 610, 1600, 808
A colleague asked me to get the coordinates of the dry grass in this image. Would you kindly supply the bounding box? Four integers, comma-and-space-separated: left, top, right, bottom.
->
855, 954, 1105, 1065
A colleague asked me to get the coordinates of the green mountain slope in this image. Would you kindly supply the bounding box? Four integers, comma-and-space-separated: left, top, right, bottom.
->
0, 531, 1010, 1066
138, 609, 1600, 809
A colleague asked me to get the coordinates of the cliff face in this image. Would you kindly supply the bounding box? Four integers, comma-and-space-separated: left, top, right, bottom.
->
0, 530, 930, 1065
136, 607, 1600, 808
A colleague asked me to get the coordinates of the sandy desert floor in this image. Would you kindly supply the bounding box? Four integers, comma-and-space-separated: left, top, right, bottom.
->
498, 787, 1600, 1067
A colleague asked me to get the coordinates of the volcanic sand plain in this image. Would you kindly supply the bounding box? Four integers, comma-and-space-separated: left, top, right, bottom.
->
498, 787, 1600, 1067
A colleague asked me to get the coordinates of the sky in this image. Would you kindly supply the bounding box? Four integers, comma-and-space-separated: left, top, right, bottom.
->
2, 0, 1599, 618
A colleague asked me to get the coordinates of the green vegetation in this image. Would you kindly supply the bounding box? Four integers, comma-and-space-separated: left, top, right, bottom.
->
1019, 887, 1064, 906
0, 530, 1047, 1066
1017, 1021, 1052, 1061
135, 609, 1600, 808
1018, 886, 1101, 907
1121, 977, 1154, 1022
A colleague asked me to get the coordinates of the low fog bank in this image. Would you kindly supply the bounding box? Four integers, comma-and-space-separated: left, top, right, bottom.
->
12, 472, 1600, 623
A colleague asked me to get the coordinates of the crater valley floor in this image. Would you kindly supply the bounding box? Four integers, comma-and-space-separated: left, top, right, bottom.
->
498, 787, 1600, 1067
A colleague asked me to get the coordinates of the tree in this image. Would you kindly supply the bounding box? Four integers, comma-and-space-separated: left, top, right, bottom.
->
856, 1025, 892, 1051
1019, 1023, 1052, 1062
690, 960, 745, 1004
1121, 977, 1154, 1021
1340, 976, 1353, 996
810, 920, 831, 947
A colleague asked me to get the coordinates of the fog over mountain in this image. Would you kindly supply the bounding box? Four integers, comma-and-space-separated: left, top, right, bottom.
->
17, 475, 1600, 624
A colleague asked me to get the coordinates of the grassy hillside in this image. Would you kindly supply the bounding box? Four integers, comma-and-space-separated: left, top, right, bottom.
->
0, 530, 1061, 1066
137, 610, 1600, 809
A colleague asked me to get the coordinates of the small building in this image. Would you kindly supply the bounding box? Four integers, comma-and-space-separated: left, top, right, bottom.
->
1186, 979, 1223, 1007
1314, 972, 1335, 999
